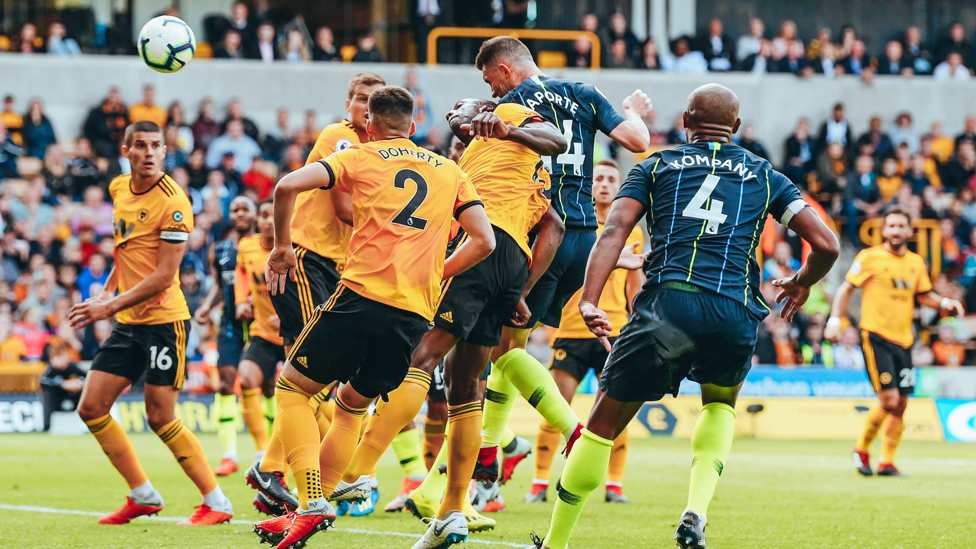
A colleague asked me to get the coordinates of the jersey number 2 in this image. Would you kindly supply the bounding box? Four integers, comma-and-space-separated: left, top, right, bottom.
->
392, 169, 429, 230
682, 174, 727, 234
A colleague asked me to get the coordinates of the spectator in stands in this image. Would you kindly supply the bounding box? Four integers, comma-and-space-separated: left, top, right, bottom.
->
16, 23, 40, 54
666, 113, 686, 144
192, 98, 221, 152
128, 84, 167, 127
783, 118, 817, 186
201, 169, 233, 220
697, 18, 735, 71
736, 17, 765, 61
255, 22, 279, 62
166, 101, 194, 154
405, 69, 435, 143
171, 166, 202, 215
11, 185, 55, 238
71, 186, 113, 237
22, 99, 56, 160
2, 96, 24, 145
955, 116, 976, 149
769, 316, 798, 365
904, 154, 931, 195
42, 144, 73, 199
280, 142, 305, 177
877, 40, 913, 76
219, 151, 243, 193
39, 339, 85, 431
889, 112, 919, 153
46, 22, 80, 56
817, 103, 853, 152
411, 0, 441, 64
230, 1, 258, 56
215, 29, 246, 59
352, 33, 383, 63
662, 36, 707, 73
207, 119, 260, 173
568, 36, 594, 68
846, 154, 885, 245
606, 39, 635, 69
877, 157, 903, 202
186, 148, 208, 190
771, 20, 799, 61
164, 125, 187, 171
811, 42, 840, 77
20, 278, 56, 316
903, 26, 933, 75
67, 138, 103, 199
944, 140, 976, 193
282, 29, 310, 62
635, 39, 661, 70
83, 87, 128, 159
933, 51, 971, 81
935, 22, 974, 67
221, 98, 260, 142
837, 25, 857, 58
263, 107, 291, 162
737, 123, 768, 159
580, 12, 599, 36
77, 252, 108, 301
30, 226, 62, 267
604, 13, 639, 61
763, 241, 800, 282
0, 121, 22, 180
13, 307, 48, 360
312, 26, 339, 61
838, 40, 870, 76
932, 319, 965, 366
857, 116, 894, 160
801, 314, 833, 366
738, 39, 773, 73
778, 39, 812, 76
832, 326, 865, 369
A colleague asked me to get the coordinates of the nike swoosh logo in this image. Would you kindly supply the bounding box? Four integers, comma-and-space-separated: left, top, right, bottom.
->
255, 473, 273, 489
433, 522, 449, 537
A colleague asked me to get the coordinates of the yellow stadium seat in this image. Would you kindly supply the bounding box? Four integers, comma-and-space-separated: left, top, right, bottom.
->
341, 45, 357, 62
195, 41, 213, 59
537, 50, 567, 68
0, 35, 10, 51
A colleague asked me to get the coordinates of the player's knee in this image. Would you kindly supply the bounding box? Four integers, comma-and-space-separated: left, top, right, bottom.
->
77, 400, 108, 423
879, 396, 899, 413
146, 412, 176, 433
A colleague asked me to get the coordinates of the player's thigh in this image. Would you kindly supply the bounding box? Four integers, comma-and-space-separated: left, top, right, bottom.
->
460, 229, 529, 349
492, 325, 535, 360
531, 228, 597, 328
435, 248, 497, 344
863, 331, 903, 395
599, 288, 698, 403
271, 246, 339, 343
87, 323, 147, 388
550, 339, 593, 384
216, 322, 244, 368
410, 327, 460, 375
142, 320, 191, 390
77, 369, 133, 421
586, 389, 645, 441
444, 340, 493, 405
240, 336, 284, 388
287, 291, 369, 390
353, 305, 430, 400
688, 295, 759, 390
892, 344, 916, 396
238, 360, 265, 389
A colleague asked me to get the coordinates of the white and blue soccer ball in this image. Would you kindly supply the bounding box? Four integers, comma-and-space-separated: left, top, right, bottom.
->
138, 16, 196, 73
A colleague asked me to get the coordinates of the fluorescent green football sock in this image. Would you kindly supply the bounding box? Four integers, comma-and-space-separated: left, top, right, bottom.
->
686, 402, 736, 519
481, 355, 518, 447
500, 427, 516, 449
392, 429, 428, 478
215, 393, 239, 459
262, 395, 276, 434
542, 429, 613, 549
499, 348, 579, 438
416, 428, 449, 501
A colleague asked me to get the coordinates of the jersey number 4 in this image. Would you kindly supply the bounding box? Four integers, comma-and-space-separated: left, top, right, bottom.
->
393, 169, 429, 230
682, 174, 727, 234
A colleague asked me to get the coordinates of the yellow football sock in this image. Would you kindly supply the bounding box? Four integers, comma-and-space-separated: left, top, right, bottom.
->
607, 427, 629, 485
855, 407, 889, 452
533, 421, 562, 483
342, 369, 431, 483
313, 396, 335, 440
423, 419, 446, 471
241, 388, 269, 451
261, 420, 286, 474
155, 418, 218, 496
880, 415, 904, 464
320, 394, 370, 499
275, 377, 321, 509
437, 403, 482, 517
86, 414, 148, 489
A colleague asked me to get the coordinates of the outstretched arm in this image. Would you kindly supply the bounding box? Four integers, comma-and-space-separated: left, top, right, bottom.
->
464, 112, 567, 156
608, 90, 652, 153
917, 291, 965, 316
580, 197, 645, 350
443, 205, 495, 280
511, 206, 565, 326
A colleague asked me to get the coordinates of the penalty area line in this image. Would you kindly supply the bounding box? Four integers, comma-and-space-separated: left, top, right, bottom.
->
0, 504, 524, 547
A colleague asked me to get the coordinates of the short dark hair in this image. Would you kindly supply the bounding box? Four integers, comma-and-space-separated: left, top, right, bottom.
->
368, 86, 414, 132
596, 158, 620, 172
259, 198, 274, 210
123, 121, 162, 147
882, 204, 913, 225
475, 36, 533, 70
347, 72, 386, 99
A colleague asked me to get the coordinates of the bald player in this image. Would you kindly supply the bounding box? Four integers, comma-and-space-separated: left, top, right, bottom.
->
525, 84, 840, 549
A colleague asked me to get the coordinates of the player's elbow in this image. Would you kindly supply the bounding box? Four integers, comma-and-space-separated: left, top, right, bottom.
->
542, 138, 567, 156
812, 230, 841, 259
476, 230, 497, 259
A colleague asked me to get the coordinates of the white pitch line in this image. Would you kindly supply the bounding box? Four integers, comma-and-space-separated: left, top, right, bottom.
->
0, 504, 525, 547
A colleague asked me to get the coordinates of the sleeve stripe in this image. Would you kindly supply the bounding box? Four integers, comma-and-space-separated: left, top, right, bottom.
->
780, 199, 809, 227
317, 160, 336, 191
454, 200, 484, 220
161, 231, 190, 242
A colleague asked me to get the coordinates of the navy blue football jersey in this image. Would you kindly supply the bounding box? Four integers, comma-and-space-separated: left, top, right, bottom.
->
617, 142, 804, 319
211, 238, 240, 336
500, 75, 625, 230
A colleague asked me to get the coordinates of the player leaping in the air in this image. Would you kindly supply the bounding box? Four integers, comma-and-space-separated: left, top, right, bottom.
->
525, 84, 839, 549
252, 86, 495, 549
72, 121, 234, 526
825, 205, 963, 478
471, 36, 653, 492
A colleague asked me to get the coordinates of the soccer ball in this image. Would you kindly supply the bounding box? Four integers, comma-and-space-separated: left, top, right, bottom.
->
138, 16, 196, 73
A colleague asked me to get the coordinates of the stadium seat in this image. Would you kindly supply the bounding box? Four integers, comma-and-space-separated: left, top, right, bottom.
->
538, 50, 567, 68
0, 35, 10, 51
341, 45, 357, 62
0, 363, 45, 393
196, 41, 214, 59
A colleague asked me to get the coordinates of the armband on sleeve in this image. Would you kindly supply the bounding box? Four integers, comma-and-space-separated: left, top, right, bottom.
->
780, 199, 809, 227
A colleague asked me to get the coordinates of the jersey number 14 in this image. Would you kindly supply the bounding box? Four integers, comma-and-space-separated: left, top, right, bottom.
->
682, 174, 727, 234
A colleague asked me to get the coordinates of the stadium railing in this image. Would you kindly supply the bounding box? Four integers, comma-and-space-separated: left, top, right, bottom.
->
426, 27, 601, 68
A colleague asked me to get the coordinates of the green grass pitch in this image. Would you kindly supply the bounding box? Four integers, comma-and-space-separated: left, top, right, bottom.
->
0, 433, 973, 548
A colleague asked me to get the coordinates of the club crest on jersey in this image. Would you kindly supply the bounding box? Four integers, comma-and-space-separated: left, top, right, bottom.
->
173, 211, 184, 222
138, 209, 149, 222
336, 138, 353, 151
